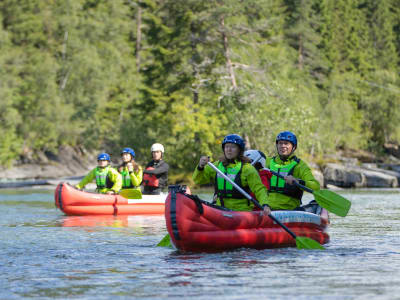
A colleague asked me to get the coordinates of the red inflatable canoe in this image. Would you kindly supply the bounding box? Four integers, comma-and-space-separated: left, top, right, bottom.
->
165, 186, 330, 252
55, 183, 167, 216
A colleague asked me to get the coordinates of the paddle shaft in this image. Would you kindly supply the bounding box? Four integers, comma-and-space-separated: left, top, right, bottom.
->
207, 162, 297, 240
264, 168, 313, 193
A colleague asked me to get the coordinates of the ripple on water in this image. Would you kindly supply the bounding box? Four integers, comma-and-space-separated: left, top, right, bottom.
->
1, 189, 400, 299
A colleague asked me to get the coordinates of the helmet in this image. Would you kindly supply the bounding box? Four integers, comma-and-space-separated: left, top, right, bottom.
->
222, 134, 245, 151
97, 153, 110, 161
244, 150, 266, 168
151, 143, 164, 153
276, 131, 297, 147
121, 147, 135, 158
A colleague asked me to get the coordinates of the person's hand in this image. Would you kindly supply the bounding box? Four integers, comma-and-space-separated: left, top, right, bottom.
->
127, 162, 134, 172
262, 205, 271, 216
284, 175, 298, 185
198, 156, 210, 168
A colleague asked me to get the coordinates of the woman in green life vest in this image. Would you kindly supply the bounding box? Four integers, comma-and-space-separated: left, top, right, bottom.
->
192, 134, 269, 212
117, 147, 143, 195
260, 131, 320, 212
75, 153, 122, 194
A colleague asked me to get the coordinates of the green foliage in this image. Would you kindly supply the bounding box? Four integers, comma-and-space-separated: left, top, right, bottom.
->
0, 0, 400, 172
0, 18, 22, 166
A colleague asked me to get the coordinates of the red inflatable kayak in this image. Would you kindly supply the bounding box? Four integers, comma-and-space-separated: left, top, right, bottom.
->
55, 183, 167, 216
165, 186, 330, 252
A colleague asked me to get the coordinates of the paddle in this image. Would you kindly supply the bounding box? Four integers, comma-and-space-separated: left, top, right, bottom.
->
119, 188, 142, 199
208, 162, 325, 250
157, 233, 172, 247
265, 168, 351, 217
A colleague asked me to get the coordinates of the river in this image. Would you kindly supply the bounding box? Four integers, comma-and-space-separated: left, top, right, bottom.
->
0, 187, 399, 300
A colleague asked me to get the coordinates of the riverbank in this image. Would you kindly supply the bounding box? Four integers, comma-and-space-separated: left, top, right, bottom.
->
1, 145, 400, 189
0, 146, 96, 189
317, 145, 400, 189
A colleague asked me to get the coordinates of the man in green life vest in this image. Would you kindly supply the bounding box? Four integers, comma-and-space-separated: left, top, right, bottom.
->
192, 134, 269, 212
75, 153, 122, 194
260, 131, 320, 211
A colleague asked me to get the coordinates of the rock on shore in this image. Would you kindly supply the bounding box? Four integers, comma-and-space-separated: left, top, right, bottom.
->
0, 146, 97, 188
322, 147, 400, 188
323, 163, 400, 188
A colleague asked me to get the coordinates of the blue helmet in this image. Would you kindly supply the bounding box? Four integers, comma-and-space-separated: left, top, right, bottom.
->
222, 134, 245, 151
121, 147, 135, 158
97, 153, 111, 161
276, 131, 297, 147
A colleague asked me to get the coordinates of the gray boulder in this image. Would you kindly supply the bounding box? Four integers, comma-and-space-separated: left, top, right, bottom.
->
323, 163, 398, 188
0, 146, 96, 181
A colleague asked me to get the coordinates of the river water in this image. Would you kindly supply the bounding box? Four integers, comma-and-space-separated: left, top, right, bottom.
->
0, 187, 399, 300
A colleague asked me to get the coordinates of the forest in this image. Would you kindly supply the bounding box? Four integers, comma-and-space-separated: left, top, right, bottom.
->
1, 0, 400, 174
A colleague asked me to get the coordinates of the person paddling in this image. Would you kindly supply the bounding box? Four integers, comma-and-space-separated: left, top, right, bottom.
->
76, 153, 122, 194
260, 131, 320, 213
142, 143, 169, 195
193, 134, 270, 212
118, 147, 143, 193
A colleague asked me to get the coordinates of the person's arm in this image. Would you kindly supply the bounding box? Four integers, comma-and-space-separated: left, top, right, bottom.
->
192, 162, 216, 185
75, 168, 96, 189
109, 169, 122, 193
143, 161, 169, 175
294, 161, 320, 191
130, 165, 143, 186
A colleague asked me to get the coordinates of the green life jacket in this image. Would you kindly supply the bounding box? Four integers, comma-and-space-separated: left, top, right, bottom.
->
214, 161, 250, 207
269, 156, 303, 200
120, 169, 137, 189
95, 166, 113, 189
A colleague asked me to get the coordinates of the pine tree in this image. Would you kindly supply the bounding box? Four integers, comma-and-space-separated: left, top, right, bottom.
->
361, 0, 400, 147
0, 13, 22, 166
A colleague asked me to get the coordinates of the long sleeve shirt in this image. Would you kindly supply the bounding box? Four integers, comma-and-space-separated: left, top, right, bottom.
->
76, 166, 122, 194
192, 160, 268, 211
260, 155, 320, 210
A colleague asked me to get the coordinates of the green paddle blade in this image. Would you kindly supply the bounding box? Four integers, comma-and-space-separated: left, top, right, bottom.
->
119, 189, 142, 199
157, 234, 172, 247
314, 189, 351, 217
296, 236, 326, 250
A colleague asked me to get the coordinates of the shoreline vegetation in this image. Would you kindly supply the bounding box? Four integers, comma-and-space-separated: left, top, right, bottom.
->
1, 145, 399, 190
1, 1, 400, 187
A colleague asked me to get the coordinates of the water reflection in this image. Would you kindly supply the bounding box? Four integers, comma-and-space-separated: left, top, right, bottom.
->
61, 215, 165, 229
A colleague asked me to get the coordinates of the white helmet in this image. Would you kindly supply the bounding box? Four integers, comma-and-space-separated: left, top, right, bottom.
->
244, 149, 266, 168
151, 143, 164, 153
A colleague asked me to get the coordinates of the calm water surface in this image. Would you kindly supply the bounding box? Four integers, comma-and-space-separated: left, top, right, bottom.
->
0, 187, 399, 300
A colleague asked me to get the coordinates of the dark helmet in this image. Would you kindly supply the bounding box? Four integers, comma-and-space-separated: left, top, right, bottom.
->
121, 147, 135, 159
222, 134, 245, 151
276, 131, 297, 147
97, 153, 111, 161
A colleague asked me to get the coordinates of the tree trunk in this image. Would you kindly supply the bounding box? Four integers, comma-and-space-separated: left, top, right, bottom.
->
298, 34, 304, 69
136, 4, 142, 72
220, 16, 237, 90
